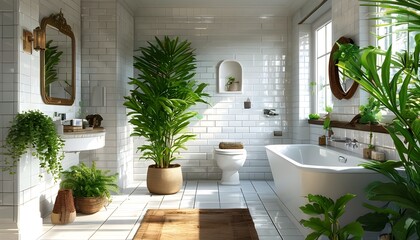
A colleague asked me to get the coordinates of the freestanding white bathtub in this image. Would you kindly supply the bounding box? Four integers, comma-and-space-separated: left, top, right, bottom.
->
265, 144, 388, 236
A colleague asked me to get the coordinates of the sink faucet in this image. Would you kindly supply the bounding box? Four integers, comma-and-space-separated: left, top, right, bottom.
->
345, 138, 359, 149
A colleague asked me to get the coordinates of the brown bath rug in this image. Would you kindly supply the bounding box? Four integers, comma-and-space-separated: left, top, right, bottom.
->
134, 208, 259, 240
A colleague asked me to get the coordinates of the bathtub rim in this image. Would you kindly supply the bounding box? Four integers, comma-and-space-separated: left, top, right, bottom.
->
265, 144, 382, 173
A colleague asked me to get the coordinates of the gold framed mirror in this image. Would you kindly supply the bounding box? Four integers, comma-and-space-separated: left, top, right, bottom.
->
328, 36, 359, 100
40, 11, 75, 105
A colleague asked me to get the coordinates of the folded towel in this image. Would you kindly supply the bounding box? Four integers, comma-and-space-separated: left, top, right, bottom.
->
219, 142, 244, 149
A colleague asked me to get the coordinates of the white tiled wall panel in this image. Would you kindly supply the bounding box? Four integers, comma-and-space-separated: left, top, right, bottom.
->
309, 125, 398, 161
80, 0, 134, 189
0, 0, 82, 239
133, 7, 293, 180
0, 2, 18, 230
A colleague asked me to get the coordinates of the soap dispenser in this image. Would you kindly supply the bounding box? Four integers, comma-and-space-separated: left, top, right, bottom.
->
54, 119, 64, 134
244, 98, 251, 109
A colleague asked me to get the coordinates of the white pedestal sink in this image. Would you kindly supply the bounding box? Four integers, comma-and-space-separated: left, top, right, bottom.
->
61, 129, 106, 152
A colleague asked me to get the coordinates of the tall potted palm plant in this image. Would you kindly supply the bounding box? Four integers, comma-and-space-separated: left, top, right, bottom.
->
337, 0, 420, 238
124, 36, 209, 194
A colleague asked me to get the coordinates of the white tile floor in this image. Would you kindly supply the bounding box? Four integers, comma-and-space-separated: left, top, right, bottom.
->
38, 180, 304, 240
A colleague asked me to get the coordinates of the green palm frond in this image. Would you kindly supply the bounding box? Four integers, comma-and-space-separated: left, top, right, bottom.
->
361, 0, 420, 32
124, 36, 209, 168
335, 1, 420, 237
45, 40, 63, 94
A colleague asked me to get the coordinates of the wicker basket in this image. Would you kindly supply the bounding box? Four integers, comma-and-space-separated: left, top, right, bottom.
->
74, 196, 106, 214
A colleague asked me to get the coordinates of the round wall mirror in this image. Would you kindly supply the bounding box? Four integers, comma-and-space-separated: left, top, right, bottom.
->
40, 11, 75, 105
328, 36, 359, 100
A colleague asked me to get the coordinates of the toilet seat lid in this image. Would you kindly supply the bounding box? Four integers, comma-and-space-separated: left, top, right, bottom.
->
214, 148, 246, 155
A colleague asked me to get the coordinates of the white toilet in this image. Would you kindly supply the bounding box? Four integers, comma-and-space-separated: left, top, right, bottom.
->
214, 148, 247, 185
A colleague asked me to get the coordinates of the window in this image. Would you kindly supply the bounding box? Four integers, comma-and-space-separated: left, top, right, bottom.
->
314, 21, 332, 114
376, 7, 415, 53
375, 7, 415, 117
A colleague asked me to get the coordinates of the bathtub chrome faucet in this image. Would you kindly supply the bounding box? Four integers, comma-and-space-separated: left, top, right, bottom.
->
329, 137, 359, 149
345, 138, 359, 149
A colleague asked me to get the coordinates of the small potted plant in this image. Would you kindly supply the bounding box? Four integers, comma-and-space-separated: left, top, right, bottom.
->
363, 131, 375, 159
359, 97, 381, 124
60, 162, 118, 214
324, 106, 334, 137
308, 113, 320, 120
225, 76, 239, 91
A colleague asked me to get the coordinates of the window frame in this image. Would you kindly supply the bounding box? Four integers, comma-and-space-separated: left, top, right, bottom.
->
311, 11, 332, 114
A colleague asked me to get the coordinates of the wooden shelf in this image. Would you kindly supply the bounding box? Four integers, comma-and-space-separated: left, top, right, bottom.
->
308, 119, 388, 133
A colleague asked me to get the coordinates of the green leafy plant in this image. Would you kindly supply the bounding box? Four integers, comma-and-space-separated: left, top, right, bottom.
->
124, 36, 209, 168
60, 162, 118, 201
310, 81, 317, 95
45, 40, 63, 94
368, 131, 375, 150
300, 193, 364, 240
336, 1, 420, 238
309, 113, 320, 120
2, 110, 64, 180
225, 76, 238, 90
334, 42, 361, 85
323, 106, 333, 131
359, 97, 382, 124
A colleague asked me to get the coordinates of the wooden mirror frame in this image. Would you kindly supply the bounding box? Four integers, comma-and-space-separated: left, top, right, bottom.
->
40, 11, 75, 105
328, 36, 359, 100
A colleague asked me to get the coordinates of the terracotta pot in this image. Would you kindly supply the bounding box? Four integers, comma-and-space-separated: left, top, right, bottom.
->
379, 233, 392, 240
363, 148, 373, 159
147, 164, 183, 194
51, 189, 76, 224
74, 196, 106, 214
319, 136, 326, 146
227, 82, 239, 91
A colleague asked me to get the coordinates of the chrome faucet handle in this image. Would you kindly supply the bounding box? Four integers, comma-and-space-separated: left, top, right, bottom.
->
344, 138, 358, 148
351, 139, 358, 149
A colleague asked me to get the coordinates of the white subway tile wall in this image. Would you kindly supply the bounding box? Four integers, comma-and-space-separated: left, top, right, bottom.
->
330, 0, 372, 123
0, 0, 18, 230
132, 7, 293, 181
80, 0, 135, 189
290, 13, 311, 144
309, 124, 398, 161
0, 0, 82, 239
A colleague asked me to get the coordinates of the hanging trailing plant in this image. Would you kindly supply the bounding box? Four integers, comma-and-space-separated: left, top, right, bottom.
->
2, 110, 64, 180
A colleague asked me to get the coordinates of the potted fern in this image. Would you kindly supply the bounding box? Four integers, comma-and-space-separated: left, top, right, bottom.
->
60, 162, 118, 214
124, 36, 209, 194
